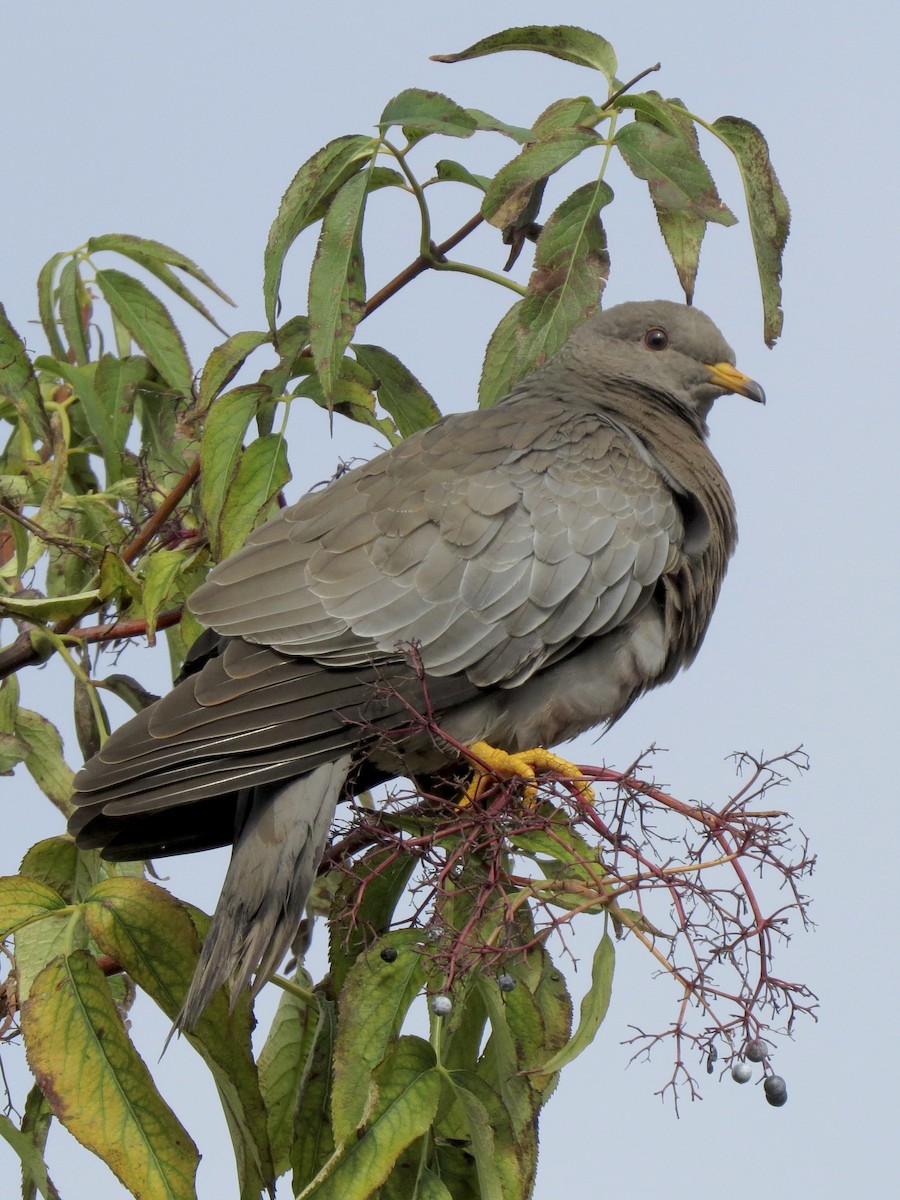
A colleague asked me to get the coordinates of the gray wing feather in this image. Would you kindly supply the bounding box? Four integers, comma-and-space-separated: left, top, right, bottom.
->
190, 400, 685, 690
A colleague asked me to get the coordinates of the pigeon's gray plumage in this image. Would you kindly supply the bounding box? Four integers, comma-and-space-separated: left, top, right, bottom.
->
69, 300, 764, 1027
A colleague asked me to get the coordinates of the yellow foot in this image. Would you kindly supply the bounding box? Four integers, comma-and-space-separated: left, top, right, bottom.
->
461, 741, 595, 807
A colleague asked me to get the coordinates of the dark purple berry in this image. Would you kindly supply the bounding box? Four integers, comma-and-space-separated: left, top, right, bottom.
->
764, 1074, 788, 1107
745, 1039, 769, 1063
498, 974, 517, 993
380, 946, 398, 963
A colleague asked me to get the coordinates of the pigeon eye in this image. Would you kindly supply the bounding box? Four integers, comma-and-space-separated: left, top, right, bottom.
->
643, 327, 669, 351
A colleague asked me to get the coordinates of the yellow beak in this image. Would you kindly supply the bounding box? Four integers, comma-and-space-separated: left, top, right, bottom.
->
706, 361, 766, 404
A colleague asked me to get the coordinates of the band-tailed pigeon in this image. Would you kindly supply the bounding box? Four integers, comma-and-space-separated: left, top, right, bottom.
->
69, 299, 764, 1027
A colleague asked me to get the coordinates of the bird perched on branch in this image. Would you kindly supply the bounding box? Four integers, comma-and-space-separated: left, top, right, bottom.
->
69, 299, 764, 1028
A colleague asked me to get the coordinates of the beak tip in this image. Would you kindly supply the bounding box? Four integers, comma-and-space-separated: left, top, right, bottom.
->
707, 362, 766, 406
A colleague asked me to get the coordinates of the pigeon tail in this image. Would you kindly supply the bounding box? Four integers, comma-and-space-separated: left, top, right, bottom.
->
177, 754, 352, 1030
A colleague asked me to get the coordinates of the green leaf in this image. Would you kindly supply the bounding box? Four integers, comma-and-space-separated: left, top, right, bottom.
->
95, 269, 194, 394
20, 1084, 56, 1200
443, 1073, 511, 1200
290, 997, 337, 1194
264, 135, 376, 329
217, 433, 290, 560
366, 165, 407, 193
295, 361, 397, 444
36, 252, 68, 361
352, 344, 442, 436
33, 355, 97, 410
482, 129, 602, 229
58, 260, 90, 365
434, 159, 490, 192
0, 591, 100, 623
0, 1111, 57, 1200
408, 1169, 454, 1200
22, 950, 200, 1200
331, 929, 426, 1143
14, 902, 81, 1005
258, 971, 321, 1177
308, 171, 369, 404
477, 299, 526, 409
434, 976, 488, 1079
98, 549, 142, 607
199, 385, 262, 540
0, 514, 30, 582
92, 354, 149, 483
537, 931, 614, 1072
0, 675, 20, 729
141, 549, 190, 641
464, 108, 530, 143
14, 708, 74, 812
97, 672, 160, 715
88, 234, 233, 303
713, 116, 790, 345
431, 1144, 486, 1200
258, 315, 312, 398
616, 121, 737, 224
88, 233, 234, 330
327, 847, 418, 992
379, 89, 477, 140
476, 947, 572, 1108
20, 836, 99, 906
510, 805, 606, 870
656, 214, 705, 306
529, 948, 574, 1098
615, 90, 684, 136
198, 330, 270, 413
532, 95, 603, 138
299, 1038, 440, 1200
432, 25, 618, 84
0, 730, 27, 773
479, 179, 611, 405
84, 876, 275, 1198
0, 304, 51, 441
521, 179, 610, 354
631, 99, 712, 303
474, 977, 537, 1139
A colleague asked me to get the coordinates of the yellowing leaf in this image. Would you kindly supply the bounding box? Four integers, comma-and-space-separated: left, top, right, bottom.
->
22, 950, 199, 1200
84, 877, 274, 1196
0, 876, 66, 939
331, 930, 425, 1143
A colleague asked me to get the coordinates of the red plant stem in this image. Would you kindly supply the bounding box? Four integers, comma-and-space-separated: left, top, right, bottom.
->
76, 608, 183, 645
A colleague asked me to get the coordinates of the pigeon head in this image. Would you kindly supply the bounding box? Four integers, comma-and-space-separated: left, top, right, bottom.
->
562, 299, 765, 427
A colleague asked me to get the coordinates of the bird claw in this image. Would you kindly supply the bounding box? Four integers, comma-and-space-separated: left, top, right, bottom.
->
461, 741, 594, 807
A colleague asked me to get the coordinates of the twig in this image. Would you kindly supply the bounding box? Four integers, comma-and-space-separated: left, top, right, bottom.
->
120, 458, 200, 565
76, 608, 183, 645
363, 213, 485, 319
602, 63, 662, 111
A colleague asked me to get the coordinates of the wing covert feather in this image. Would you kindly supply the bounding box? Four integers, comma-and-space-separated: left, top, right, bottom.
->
190, 400, 685, 688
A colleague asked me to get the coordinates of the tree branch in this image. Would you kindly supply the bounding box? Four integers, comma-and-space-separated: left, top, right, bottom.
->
0, 458, 201, 680
363, 212, 484, 318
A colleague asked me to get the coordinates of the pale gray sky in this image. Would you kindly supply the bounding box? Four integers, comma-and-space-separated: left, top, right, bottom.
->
3, 2, 898, 1197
